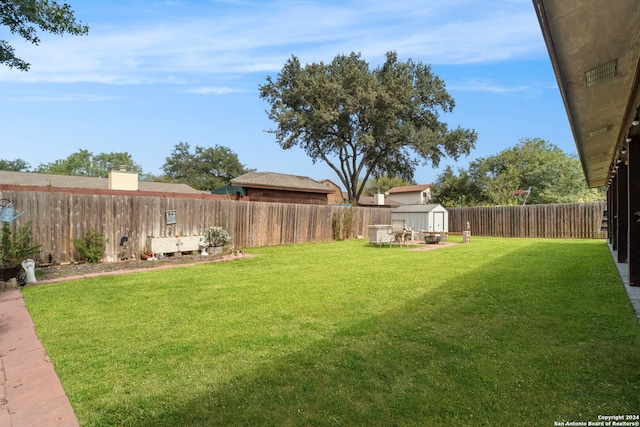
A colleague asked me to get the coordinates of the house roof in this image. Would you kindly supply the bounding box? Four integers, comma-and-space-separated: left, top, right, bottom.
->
337, 191, 403, 207
231, 172, 333, 194
318, 179, 343, 191
387, 184, 431, 194
0, 170, 204, 194
356, 195, 403, 207
391, 204, 446, 213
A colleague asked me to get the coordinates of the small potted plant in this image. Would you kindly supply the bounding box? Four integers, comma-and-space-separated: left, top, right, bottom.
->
0, 221, 42, 281
202, 226, 231, 253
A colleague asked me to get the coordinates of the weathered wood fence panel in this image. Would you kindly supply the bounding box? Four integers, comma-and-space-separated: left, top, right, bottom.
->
448, 202, 606, 239
0, 190, 392, 264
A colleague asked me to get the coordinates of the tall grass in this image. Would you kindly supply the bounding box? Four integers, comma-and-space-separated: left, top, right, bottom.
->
23, 237, 640, 426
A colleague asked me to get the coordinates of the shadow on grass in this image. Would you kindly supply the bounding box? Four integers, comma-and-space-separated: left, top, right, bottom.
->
82, 239, 640, 427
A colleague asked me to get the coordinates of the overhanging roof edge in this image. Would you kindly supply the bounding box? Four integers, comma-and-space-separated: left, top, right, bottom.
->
531, 0, 594, 185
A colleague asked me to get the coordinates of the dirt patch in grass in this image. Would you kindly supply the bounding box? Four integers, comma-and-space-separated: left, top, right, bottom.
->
408, 242, 459, 251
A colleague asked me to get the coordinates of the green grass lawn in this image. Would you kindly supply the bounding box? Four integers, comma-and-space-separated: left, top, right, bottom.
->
22, 237, 640, 426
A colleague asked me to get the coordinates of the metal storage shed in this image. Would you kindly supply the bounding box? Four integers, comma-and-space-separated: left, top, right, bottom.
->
391, 204, 448, 233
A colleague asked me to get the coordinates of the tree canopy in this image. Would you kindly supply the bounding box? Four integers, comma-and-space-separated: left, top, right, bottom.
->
1, 0, 89, 71
2, 143, 254, 190
432, 138, 605, 206
35, 149, 143, 178
0, 158, 30, 171
259, 51, 477, 203
161, 142, 253, 191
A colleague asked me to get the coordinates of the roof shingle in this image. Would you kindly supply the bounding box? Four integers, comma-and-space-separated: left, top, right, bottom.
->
231, 172, 333, 193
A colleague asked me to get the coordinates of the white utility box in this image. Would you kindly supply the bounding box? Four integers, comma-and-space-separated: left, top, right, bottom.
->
146, 236, 201, 254
368, 225, 393, 247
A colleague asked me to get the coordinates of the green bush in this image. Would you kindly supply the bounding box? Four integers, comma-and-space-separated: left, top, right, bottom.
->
1, 221, 42, 268
332, 212, 341, 240
202, 226, 231, 247
73, 228, 109, 263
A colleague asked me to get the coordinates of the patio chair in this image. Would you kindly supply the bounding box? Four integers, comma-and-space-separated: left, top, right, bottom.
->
389, 219, 410, 248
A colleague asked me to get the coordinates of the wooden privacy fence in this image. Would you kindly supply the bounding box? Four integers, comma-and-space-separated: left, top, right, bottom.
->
448, 202, 607, 239
0, 190, 391, 264
0, 189, 606, 264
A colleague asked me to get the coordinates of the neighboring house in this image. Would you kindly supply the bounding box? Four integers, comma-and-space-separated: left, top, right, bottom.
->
355, 194, 403, 208
387, 184, 432, 205
319, 179, 346, 205
231, 172, 334, 205
337, 191, 402, 207
0, 170, 212, 198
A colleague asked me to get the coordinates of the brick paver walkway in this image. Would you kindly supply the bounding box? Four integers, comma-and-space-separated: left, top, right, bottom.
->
0, 289, 79, 426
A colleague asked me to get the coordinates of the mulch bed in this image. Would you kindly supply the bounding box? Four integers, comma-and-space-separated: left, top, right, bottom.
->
31, 251, 250, 284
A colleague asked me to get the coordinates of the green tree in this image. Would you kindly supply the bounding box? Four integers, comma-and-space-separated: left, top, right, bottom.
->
433, 138, 605, 206
259, 51, 477, 203
432, 165, 483, 207
362, 175, 414, 197
161, 142, 253, 191
0, 158, 30, 171
35, 149, 143, 177
1, 0, 89, 71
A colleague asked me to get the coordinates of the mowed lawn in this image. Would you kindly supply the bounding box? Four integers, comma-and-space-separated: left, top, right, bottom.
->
23, 237, 640, 426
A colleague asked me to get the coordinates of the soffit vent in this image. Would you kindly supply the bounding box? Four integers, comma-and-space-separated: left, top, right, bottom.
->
585, 59, 618, 88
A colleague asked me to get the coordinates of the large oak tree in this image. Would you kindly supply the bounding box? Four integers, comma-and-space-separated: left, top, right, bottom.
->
259, 51, 477, 203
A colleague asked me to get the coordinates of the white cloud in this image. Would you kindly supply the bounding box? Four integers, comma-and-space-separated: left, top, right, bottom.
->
185, 86, 243, 95
9, 91, 119, 103
0, 0, 545, 84
449, 78, 531, 94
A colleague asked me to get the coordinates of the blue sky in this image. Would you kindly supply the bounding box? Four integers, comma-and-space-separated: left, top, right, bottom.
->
0, 0, 574, 188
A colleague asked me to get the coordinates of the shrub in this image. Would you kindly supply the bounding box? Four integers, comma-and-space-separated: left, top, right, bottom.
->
202, 226, 231, 247
73, 228, 109, 263
1, 221, 42, 268
332, 212, 341, 240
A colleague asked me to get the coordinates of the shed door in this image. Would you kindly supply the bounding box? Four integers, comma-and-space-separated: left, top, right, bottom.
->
433, 212, 445, 232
